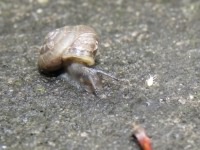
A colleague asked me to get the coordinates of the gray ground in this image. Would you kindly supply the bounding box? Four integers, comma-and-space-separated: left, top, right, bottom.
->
1, 0, 200, 149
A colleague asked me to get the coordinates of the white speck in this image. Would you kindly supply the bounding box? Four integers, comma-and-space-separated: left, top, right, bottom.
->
36, 9, 43, 14
37, 0, 49, 4
23, 117, 28, 123
146, 74, 156, 87
80, 132, 88, 137
189, 94, 194, 100
2, 145, 7, 149
178, 98, 186, 105
55, 120, 60, 124
48, 141, 56, 147
159, 99, 164, 103
145, 102, 150, 106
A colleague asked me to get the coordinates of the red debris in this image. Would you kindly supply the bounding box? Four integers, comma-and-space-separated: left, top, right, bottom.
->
132, 124, 152, 150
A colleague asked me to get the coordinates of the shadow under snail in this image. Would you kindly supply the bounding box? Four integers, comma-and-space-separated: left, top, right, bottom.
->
38, 25, 118, 94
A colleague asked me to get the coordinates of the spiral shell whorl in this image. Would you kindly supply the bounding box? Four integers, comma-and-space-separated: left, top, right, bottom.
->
38, 25, 99, 73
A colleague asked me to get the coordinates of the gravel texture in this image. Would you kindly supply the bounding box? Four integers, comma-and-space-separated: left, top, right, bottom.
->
1, 0, 200, 149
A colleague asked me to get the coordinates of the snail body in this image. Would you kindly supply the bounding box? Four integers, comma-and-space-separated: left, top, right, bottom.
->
38, 25, 117, 94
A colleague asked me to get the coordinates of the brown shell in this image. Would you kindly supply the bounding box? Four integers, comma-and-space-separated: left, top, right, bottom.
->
38, 25, 99, 72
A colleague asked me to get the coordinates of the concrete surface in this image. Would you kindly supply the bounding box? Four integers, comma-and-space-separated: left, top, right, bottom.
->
1, 0, 200, 149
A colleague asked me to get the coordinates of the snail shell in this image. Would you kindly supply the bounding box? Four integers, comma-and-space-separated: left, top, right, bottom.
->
38, 25, 118, 94
38, 25, 99, 72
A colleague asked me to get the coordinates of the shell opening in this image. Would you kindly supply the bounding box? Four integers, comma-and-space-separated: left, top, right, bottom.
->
62, 48, 95, 66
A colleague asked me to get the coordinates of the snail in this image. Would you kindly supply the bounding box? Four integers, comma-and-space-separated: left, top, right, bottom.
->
38, 25, 118, 94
